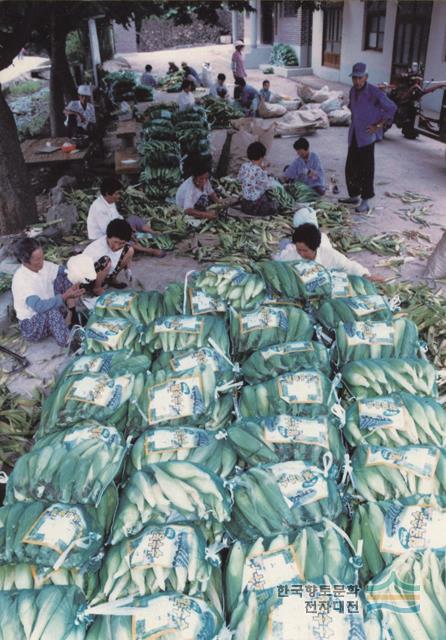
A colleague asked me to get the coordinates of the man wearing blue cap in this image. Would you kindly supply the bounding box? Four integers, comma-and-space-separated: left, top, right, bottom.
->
339, 62, 396, 212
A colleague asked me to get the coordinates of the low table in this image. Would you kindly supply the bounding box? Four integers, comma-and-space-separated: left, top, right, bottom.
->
115, 148, 140, 175
21, 137, 91, 167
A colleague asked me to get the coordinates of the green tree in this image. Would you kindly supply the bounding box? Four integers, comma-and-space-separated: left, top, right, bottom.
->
0, 0, 253, 233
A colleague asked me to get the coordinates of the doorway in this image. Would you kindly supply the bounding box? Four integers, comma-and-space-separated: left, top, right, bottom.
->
392, 1, 433, 80
261, 0, 275, 45
322, 2, 343, 69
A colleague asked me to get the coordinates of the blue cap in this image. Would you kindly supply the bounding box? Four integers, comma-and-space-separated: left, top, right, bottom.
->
350, 62, 368, 77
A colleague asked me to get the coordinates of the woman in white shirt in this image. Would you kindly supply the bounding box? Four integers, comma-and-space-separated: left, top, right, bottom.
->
238, 142, 279, 216
176, 163, 221, 220
277, 223, 382, 281
64, 85, 96, 138
178, 80, 196, 112
11, 239, 90, 347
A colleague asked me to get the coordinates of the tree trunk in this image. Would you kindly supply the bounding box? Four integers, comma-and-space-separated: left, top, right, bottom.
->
0, 88, 37, 234
49, 13, 70, 136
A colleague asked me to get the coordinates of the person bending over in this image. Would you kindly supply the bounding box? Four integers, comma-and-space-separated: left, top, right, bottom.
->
284, 138, 326, 195
12, 239, 94, 347
238, 141, 279, 217
83, 219, 135, 296
210, 73, 229, 100
176, 163, 221, 221
87, 177, 165, 257
276, 223, 382, 281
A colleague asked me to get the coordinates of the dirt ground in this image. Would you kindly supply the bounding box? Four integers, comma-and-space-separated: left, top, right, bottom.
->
5, 44, 446, 395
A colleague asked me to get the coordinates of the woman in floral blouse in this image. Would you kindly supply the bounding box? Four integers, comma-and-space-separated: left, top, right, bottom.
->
238, 142, 279, 216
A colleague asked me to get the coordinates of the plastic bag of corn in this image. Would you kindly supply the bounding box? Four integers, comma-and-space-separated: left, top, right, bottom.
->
229, 306, 313, 357
128, 425, 236, 478
239, 369, 336, 419
227, 414, 344, 468
111, 462, 232, 545
0, 585, 87, 640
241, 340, 331, 383
335, 318, 419, 365
5, 422, 127, 506
84, 316, 143, 353
142, 315, 230, 355
341, 358, 437, 399
93, 290, 164, 324
85, 593, 223, 640
0, 488, 117, 574
350, 443, 446, 502
344, 393, 446, 448
228, 460, 342, 540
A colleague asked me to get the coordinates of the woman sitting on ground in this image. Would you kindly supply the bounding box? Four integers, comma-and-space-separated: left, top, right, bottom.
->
276, 222, 383, 281
11, 239, 94, 347
176, 163, 221, 220
238, 141, 279, 217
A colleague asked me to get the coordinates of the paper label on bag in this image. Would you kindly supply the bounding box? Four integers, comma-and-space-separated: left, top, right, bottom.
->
148, 375, 205, 424
380, 505, 446, 555
67, 374, 132, 409
343, 321, 394, 347
365, 445, 439, 478
132, 595, 204, 640
261, 341, 314, 360
189, 290, 226, 315
264, 415, 329, 449
63, 424, 121, 449
97, 291, 136, 312
292, 261, 331, 294
23, 505, 87, 555
127, 525, 193, 569
240, 307, 286, 334
346, 295, 387, 318
330, 270, 352, 298
269, 461, 328, 508
154, 317, 202, 335
243, 546, 304, 592
70, 354, 114, 376
358, 397, 407, 433
170, 348, 221, 374
86, 319, 129, 349
144, 427, 210, 453
135, 231, 154, 241
278, 371, 323, 404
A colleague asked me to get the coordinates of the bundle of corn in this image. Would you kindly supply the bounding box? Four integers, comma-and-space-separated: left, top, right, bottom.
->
173, 106, 210, 157
228, 460, 342, 539
110, 461, 232, 544
344, 393, 446, 448
227, 414, 345, 467
158, 70, 185, 92
201, 95, 244, 128
350, 443, 446, 502
350, 497, 446, 582
225, 523, 357, 615
5, 422, 126, 506
0, 386, 41, 471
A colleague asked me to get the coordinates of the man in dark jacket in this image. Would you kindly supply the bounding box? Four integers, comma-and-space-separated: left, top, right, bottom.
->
339, 62, 397, 213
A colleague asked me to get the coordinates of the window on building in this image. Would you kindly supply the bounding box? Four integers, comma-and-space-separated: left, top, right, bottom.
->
322, 2, 343, 69
364, 1, 386, 51
283, 1, 298, 18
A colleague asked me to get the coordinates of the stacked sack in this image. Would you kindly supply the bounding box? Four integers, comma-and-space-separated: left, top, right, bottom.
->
2, 254, 446, 639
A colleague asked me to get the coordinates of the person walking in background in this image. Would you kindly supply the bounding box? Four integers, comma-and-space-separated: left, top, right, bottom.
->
339, 62, 397, 213
284, 138, 326, 195
231, 40, 247, 96
141, 64, 156, 88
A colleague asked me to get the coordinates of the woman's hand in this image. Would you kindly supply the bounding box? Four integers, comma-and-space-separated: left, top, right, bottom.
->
62, 284, 85, 301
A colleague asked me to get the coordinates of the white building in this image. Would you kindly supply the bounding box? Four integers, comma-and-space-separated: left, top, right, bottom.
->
243, 1, 446, 112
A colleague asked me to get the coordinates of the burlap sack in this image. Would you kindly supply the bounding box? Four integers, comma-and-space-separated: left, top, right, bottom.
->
258, 100, 287, 119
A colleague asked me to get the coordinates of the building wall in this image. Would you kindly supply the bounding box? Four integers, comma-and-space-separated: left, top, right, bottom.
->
312, 0, 445, 113
113, 22, 138, 54
423, 1, 446, 112
312, 1, 397, 85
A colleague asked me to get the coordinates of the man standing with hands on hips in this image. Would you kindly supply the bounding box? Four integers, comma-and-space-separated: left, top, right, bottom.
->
339, 62, 396, 213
